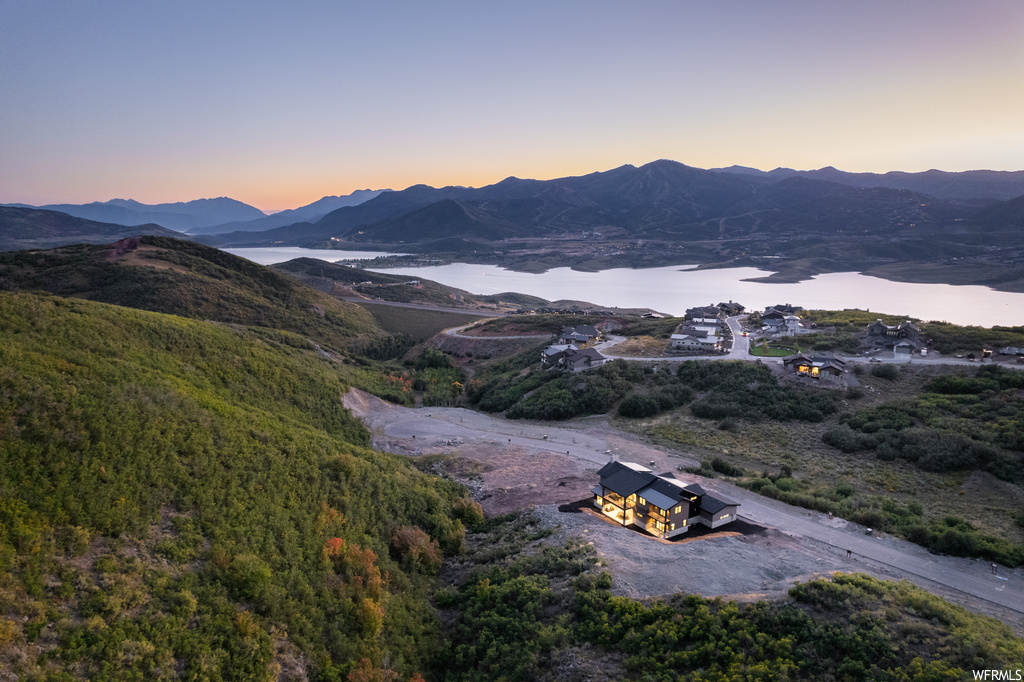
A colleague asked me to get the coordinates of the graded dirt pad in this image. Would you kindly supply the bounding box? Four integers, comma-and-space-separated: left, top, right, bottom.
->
342, 388, 1024, 630
532, 503, 844, 602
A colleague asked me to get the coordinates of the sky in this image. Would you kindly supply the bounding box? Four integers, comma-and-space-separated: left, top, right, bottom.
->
2, 1, 1023, 212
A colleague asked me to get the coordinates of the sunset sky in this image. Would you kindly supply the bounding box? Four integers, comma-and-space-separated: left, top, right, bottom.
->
2, 1, 1023, 212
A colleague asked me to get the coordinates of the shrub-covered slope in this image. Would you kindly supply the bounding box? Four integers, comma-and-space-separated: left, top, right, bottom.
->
0, 292, 469, 680
0, 236, 383, 354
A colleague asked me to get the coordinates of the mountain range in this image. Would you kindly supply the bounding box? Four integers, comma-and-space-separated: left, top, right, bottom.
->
3, 189, 387, 235
199, 160, 1024, 250
3, 160, 1023, 292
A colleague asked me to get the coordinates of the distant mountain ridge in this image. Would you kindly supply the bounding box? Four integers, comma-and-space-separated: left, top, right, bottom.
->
0, 206, 189, 251
208, 159, 1024, 249
185, 189, 389, 235
2, 196, 265, 232
711, 165, 1024, 201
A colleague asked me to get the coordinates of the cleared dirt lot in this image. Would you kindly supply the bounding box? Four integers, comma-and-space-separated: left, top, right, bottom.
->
343, 389, 1024, 631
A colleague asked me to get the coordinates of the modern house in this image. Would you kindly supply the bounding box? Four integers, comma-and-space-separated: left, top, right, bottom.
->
762, 310, 801, 336
685, 305, 724, 322
592, 461, 739, 539
866, 319, 921, 350
541, 344, 577, 366
782, 353, 847, 378
670, 329, 722, 353
560, 324, 600, 345
717, 301, 745, 316
542, 344, 607, 372
767, 303, 801, 315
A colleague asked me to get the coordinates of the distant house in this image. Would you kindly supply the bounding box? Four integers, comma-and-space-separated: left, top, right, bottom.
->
670, 328, 722, 353
767, 303, 801, 315
999, 346, 1024, 356
782, 353, 847, 378
717, 301, 745, 316
762, 309, 801, 336
685, 305, 723, 322
866, 319, 921, 349
560, 325, 600, 345
542, 344, 606, 372
541, 344, 577, 367
592, 461, 739, 538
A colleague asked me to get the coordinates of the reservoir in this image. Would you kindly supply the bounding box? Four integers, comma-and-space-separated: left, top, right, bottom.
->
224, 248, 1024, 328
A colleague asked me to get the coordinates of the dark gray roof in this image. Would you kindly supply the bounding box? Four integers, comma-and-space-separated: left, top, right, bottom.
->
700, 494, 739, 515
597, 460, 624, 477
682, 483, 706, 496
643, 477, 689, 505
597, 461, 657, 497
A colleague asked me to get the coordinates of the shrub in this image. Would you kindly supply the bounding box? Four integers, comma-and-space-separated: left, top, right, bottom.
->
391, 527, 442, 573
710, 457, 745, 476
618, 394, 660, 418
452, 498, 485, 527
871, 364, 900, 380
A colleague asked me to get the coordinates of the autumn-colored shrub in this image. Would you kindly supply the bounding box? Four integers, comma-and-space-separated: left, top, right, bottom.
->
391, 527, 442, 573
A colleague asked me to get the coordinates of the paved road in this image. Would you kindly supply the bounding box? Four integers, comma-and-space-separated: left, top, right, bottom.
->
700, 476, 1024, 615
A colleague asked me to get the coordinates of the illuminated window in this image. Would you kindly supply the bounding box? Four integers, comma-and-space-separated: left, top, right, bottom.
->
595, 496, 603, 504
638, 496, 646, 506
670, 523, 675, 531
673, 505, 682, 514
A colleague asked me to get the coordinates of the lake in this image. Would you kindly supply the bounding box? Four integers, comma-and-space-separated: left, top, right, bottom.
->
363, 263, 1024, 327
223, 248, 1023, 327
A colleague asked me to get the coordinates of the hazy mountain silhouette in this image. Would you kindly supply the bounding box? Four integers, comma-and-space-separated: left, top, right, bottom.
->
712, 165, 1024, 201
186, 189, 389, 235
0, 206, 188, 251
3, 197, 265, 232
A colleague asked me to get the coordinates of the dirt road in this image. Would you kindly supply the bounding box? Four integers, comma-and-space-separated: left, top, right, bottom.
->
343, 388, 1024, 628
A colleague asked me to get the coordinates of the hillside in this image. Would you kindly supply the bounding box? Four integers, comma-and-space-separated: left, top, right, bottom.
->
0, 236, 385, 354
0, 291, 470, 680
0, 206, 188, 251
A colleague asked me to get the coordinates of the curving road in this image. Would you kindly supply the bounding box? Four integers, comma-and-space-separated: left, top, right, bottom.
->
362, 396, 1024, 618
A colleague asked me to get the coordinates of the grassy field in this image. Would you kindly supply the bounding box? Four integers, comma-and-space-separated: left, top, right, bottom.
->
623, 364, 1024, 546
354, 302, 483, 340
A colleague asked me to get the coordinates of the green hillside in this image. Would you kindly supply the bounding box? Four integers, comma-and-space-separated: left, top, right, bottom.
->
0, 292, 469, 680
0, 236, 384, 355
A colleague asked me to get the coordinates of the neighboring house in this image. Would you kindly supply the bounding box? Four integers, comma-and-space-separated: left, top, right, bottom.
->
557, 347, 607, 372
685, 305, 723, 321
767, 303, 801, 315
670, 329, 722, 353
782, 353, 847, 378
560, 325, 600, 345
542, 344, 607, 372
866, 319, 921, 349
762, 309, 801, 335
541, 344, 577, 367
717, 301, 745, 316
592, 461, 739, 539
999, 346, 1024, 356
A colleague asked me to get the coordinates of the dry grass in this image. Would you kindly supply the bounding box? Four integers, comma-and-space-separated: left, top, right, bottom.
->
622, 363, 1024, 544
607, 335, 668, 357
